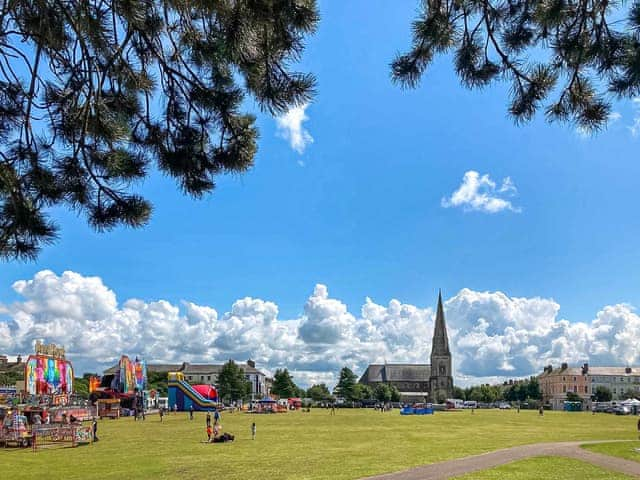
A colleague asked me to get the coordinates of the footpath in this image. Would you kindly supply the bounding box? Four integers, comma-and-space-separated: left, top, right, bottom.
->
363, 441, 640, 480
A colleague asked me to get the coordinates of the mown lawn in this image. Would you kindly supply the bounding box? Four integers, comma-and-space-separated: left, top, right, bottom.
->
582, 440, 640, 463
453, 456, 634, 480
2, 409, 638, 480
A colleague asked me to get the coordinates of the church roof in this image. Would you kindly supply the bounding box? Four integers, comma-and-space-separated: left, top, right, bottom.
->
431, 290, 451, 357
360, 364, 431, 383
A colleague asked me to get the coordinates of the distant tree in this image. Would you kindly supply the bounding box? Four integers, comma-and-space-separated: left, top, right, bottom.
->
334, 367, 358, 401
621, 388, 639, 400
374, 383, 393, 403
217, 360, 251, 403
351, 383, 374, 402
452, 386, 466, 400
74, 377, 89, 399
307, 383, 332, 401
593, 386, 613, 402
271, 369, 299, 399
393, 1, 640, 132
0, 0, 319, 260
390, 384, 401, 403
566, 391, 583, 403
526, 377, 542, 400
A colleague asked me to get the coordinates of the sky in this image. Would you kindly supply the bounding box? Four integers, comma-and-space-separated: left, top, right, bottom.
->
2, 1, 640, 388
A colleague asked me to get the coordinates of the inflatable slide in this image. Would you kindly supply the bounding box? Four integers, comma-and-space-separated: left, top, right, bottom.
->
167, 372, 218, 411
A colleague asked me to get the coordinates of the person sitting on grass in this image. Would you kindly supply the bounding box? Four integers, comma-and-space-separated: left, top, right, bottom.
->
212, 432, 235, 443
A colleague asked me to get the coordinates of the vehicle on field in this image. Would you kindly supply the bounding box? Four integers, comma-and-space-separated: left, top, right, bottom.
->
446, 399, 465, 409
498, 403, 511, 410
463, 401, 477, 409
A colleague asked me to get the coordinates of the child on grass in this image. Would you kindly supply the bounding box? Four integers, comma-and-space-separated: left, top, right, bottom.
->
251, 422, 256, 440
207, 425, 213, 442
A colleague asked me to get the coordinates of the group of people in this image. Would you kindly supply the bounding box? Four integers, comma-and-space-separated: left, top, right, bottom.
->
204, 408, 234, 443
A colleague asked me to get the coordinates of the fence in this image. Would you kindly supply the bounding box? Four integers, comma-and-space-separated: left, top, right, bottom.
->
30, 424, 93, 451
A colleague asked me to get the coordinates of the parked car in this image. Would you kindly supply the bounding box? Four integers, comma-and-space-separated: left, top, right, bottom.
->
498, 403, 511, 410
614, 406, 631, 415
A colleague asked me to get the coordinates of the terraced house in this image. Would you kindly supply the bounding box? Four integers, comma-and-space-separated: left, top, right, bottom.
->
539, 362, 640, 410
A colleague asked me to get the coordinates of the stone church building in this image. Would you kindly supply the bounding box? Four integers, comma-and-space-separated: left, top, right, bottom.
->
358, 291, 453, 403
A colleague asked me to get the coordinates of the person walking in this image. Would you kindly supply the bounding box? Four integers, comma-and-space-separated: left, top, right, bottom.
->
92, 418, 99, 442
251, 422, 256, 440
213, 408, 221, 425
539, 405, 544, 416
206, 411, 211, 427
189, 404, 194, 420
159, 407, 164, 422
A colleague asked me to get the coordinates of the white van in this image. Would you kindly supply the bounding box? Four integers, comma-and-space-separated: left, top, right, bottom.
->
446, 398, 465, 409
463, 400, 477, 409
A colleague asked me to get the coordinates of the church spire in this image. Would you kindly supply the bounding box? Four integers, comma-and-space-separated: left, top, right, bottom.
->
431, 289, 450, 356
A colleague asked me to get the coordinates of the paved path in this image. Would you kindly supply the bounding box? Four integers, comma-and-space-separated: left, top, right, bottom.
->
362, 441, 640, 480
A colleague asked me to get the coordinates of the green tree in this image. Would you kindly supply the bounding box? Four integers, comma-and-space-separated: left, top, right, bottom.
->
217, 360, 251, 403
352, 383, 374, 401
0, 0, 319, 260
374, 383, 393, 403
593, 386, 613, 402
334, 367, 358, 401
307, 383, 332, 401
452, 386, 466, 400
526, 377, 542, 400
566, 391, 583, 403
271, 368, 299, 399
74, 377, 89, 399
394, 1, 640, 132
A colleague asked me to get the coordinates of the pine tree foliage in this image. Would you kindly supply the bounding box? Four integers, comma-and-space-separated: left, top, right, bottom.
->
217, 359, 251, 402
271, 368, 300, 398
392, 0, 640, 130
0, 0, 318, 260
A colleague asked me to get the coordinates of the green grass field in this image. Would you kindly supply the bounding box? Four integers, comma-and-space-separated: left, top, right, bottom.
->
453, 456, 635, 480
582, 440, 640, 463
2, 409, 638, 480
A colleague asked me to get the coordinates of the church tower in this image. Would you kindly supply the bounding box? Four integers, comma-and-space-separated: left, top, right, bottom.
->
429, 290, 453, 403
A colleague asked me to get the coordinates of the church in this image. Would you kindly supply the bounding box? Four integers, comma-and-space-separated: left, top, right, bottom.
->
358, 291, 453, 403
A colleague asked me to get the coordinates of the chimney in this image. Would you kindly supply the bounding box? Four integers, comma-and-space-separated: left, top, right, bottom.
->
0, 355, 7, 366
625, 367, 632, 374
16, 354, 22, 364
547, 365, 553, 373
582, 363, 589, 374
247, 359, 256, 368
561, 362, 568, 370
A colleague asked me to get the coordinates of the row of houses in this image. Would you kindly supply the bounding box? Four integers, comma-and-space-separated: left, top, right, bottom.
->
539, 362, 640, 410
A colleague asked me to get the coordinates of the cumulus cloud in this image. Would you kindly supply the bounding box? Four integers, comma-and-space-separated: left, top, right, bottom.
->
276, 103, 313, 154
2, 271, 639, 388
442, 171, 521, 213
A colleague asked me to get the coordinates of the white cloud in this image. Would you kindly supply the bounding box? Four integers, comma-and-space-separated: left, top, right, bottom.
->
442, 171, 521, 213
276, 103, 313, 154
2, 271, 639, 389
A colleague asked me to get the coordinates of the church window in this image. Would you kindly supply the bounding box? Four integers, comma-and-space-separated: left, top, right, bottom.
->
439, 365, 445, 375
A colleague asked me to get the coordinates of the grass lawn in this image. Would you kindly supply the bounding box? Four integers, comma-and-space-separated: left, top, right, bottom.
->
453, 456, 635, 479
582, 440, 640, 463
2, 409, 638, 480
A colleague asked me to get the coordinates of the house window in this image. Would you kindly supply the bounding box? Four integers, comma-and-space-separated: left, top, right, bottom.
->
207, 376, 211, 381
573, 386, 577, 393
573, 376, 576, 381
200, 376, 204, 381
562, 377, 566, 381
584, 386, 588, 393
563, 385, 566, 393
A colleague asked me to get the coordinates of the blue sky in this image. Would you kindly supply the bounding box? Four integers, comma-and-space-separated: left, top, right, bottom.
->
2, 1, 640, 384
